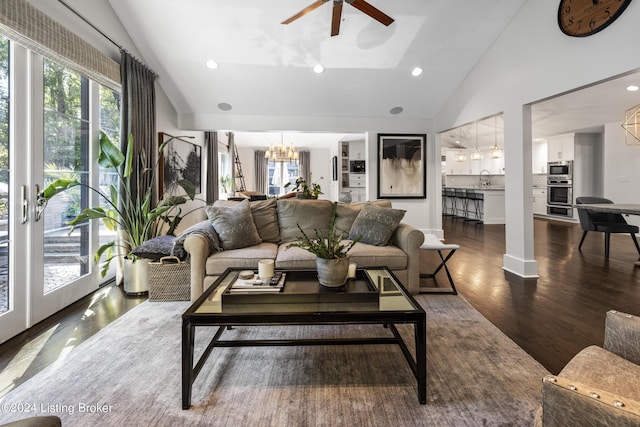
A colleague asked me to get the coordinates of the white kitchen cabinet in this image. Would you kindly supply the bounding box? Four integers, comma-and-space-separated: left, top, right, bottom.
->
338, 140, 367, 202
532, 141, 548, 173
533, 188, 547, 215
349, 140, 365, 160
547, 134, 574, 162
349, 174, 366, 188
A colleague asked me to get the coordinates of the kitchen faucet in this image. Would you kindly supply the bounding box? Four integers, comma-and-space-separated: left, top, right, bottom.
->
480, 170, 491, 187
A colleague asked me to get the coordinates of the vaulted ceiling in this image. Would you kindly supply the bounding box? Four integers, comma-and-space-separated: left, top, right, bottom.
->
107, 0, 640, 149
108, 0, 527, 119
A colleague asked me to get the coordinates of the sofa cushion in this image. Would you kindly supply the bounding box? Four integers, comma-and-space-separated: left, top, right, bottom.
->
334, 200, 392, 237
214, 198, 280, 243
206, 199, 262, 250
205, 242, 278, 275
349, 204, 406, 246
275, 242, 318, 269
275, 240, 407, 270
277, 199, 333, 243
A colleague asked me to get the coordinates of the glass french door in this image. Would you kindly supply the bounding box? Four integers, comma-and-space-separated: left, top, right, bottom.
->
0, 40, 116, 344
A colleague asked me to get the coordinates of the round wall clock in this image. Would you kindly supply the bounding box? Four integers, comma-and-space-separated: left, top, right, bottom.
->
558, 0, 633, 37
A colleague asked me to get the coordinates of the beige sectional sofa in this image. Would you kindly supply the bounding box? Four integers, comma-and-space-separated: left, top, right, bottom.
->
181, 198, 425, 301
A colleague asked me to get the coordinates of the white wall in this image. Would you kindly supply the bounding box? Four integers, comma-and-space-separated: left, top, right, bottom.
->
433, 0, 640, 276
604, 122, 640, 228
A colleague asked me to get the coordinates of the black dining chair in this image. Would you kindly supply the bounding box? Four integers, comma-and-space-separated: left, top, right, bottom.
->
576, 196, 640, 257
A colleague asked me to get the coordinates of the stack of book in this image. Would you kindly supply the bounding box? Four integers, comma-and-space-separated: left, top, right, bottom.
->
228, 272, 286, 293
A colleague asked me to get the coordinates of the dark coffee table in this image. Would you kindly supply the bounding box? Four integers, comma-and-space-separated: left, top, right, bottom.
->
182, 267, 426, 409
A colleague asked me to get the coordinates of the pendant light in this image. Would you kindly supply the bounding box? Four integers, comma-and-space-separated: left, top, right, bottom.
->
455, 127, 467, 162
470, 121, 482, 161
265, 133, 298, 162
490, 115, 503, 159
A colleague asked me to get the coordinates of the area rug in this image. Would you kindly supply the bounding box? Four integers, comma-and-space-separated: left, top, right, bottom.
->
0, 294, 548, 426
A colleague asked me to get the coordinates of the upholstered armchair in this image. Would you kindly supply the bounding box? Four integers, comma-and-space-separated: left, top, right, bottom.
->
534, 310, 640, 426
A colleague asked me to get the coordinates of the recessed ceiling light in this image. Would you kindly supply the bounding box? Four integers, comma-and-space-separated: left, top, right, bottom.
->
206, 59, 218, 70
390, 106, 403, 115
626, 85, 639, 92
218, 102, 232, 111
313, 64, 325, 74
411, 67, 423, 77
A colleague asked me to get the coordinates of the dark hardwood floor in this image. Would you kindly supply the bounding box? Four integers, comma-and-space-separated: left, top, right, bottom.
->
425, 215, 640, 374
0, 283, 146, 397
1, 214, 639, 398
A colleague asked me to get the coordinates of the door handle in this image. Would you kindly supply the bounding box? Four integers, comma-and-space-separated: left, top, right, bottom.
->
21, 185, 28, 224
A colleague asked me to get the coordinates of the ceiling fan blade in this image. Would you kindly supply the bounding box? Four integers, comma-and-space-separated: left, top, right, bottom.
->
348, 0, 394, 26
281, 0, 327, 25
331, 2, 343, 36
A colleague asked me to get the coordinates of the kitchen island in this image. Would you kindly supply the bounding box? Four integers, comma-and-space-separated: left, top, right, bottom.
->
444, 187, 505, 225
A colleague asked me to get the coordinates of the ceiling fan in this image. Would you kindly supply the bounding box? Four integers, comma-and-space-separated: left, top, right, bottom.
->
282, 0, 394, 37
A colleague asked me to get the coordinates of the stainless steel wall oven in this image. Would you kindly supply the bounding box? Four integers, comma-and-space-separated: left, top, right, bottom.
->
547, 161, 573, 218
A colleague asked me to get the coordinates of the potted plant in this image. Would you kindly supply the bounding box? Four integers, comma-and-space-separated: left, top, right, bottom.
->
38, 131, 197, 293
287, 202, 361, 287
219, 175, 232, 194
284, 177, 323, 199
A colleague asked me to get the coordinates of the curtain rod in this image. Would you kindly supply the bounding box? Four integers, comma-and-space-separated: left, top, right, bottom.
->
56, 0, 157, 76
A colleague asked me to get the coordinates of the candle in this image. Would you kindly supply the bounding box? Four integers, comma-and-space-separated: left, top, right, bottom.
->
258, 259, 274, 279
348, 263, 357, 279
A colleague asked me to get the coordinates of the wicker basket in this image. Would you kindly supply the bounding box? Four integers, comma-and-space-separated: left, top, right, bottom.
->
148, 256, 190, 301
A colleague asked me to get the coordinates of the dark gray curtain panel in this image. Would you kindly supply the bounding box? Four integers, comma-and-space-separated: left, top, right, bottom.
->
120, 50, 156, 205
254, 150, 266, 194
205, 131, 219, 203
300, 150, 311, 184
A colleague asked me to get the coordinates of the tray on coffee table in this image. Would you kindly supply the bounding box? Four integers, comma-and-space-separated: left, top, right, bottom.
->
221, 269, 378, 304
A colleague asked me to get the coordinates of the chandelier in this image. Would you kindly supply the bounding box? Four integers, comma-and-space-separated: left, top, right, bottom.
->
265, 134, 299, 162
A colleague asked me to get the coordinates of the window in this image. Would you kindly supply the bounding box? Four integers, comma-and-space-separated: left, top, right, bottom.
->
0, 35, 9, 314
267, 161, 298, 196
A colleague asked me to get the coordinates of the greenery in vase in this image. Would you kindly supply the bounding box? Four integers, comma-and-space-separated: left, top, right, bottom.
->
284, 177, 323, 199
287, 202, 361, 260
38, 130, 198, 276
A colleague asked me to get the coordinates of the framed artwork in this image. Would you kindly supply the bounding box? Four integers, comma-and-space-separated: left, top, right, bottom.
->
332, 155, 338, 181
158, 132, 202, 195
377, 133, 426, 199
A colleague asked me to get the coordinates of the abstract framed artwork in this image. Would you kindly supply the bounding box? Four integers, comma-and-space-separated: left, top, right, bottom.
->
158, 132, 202, 196
377, 133, 426, 199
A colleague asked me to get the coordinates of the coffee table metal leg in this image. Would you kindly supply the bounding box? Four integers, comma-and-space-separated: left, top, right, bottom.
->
182, 319, 195, 409
415, 318, 427, 404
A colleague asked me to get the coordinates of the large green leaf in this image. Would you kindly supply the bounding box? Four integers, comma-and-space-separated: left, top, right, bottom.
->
98, 130, 125, 169
40, 179, 79, 199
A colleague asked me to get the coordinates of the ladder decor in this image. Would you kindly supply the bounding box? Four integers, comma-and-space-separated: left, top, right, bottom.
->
233, 141, 246, 192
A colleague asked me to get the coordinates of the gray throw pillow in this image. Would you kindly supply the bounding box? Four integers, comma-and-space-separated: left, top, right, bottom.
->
206, 199, 262, 250
130, 235, 182, 261
348, 204, 406, 246
214, 198, 280, 243
335, 200, 393, 237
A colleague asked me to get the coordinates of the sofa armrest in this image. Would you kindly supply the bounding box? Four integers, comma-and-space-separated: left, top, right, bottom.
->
538, 375, 640, 427
604, 310, 640, 365
183, 234, 208, 301
389, 223, 425, 294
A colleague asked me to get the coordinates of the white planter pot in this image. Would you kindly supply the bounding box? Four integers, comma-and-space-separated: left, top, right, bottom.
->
123, 258, 150, 295
316, 257, 350, 287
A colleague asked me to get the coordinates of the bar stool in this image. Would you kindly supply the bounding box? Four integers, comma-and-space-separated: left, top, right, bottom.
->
454, 188, 468, 218
468, 191, 484, 223
442, 188, 455, 216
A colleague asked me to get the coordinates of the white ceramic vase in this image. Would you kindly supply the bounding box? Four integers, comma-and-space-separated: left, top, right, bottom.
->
316, 256, 350, 287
